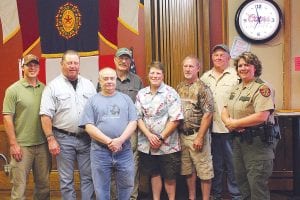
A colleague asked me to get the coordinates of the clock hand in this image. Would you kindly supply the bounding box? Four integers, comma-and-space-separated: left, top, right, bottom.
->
254, 6, 261, 29
255, 6, 261, 24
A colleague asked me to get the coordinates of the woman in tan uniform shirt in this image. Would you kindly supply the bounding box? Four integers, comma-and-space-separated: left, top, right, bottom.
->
221, 52, 280, 200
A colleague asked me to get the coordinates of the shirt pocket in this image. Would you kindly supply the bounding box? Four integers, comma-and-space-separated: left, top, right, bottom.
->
83, 92, 94, 100
56, 94, 71, 111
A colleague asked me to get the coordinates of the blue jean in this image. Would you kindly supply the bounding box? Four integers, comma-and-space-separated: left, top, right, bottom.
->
91, 141, 134, 200
211, 133, 241, 200
54, 131, 94, 200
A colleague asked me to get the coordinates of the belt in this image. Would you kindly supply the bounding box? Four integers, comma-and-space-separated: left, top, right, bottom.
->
52, 127, 84, 138
182, 128, 199, 136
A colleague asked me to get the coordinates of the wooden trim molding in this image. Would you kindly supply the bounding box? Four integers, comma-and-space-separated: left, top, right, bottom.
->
283, 0, 291, 109
0, 171, 81, 190
222, 0, 228, 44
202, 0, 211, 72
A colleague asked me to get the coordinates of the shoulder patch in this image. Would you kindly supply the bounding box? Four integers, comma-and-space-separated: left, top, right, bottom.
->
259, 85, 271, 97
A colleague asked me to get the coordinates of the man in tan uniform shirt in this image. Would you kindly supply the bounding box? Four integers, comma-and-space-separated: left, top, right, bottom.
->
201, 44, 241, 200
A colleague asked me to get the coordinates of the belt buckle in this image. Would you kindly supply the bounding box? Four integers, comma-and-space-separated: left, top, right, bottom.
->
67, 131, 81, 137
183, 129, 194, 136
188, 129, 194, 135
66, 131, 75, 137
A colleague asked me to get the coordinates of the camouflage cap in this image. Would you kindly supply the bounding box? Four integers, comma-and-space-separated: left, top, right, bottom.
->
115, 48, 132, 59
22, 54, 39, 66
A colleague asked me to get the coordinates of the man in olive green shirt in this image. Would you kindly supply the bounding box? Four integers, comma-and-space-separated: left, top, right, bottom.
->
3, 54, 51, 200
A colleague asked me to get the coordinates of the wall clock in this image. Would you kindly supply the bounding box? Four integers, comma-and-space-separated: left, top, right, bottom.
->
235, 0, 283, 44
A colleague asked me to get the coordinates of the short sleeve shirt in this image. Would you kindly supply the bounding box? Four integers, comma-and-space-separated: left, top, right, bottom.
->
97, 72, 143, 102
3, 78, 46, 146
116, 72, 143, 102
136, 83, 184, 155
79, 92, 137, 146
201, 67, 239, 133
177, 79, 214, 131
40, 74, 96, 133
226, 78, 275, 123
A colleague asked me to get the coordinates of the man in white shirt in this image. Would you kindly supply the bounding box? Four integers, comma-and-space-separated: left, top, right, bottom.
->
40, 50, 96, 200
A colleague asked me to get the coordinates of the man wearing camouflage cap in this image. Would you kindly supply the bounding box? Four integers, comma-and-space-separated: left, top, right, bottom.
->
3, 54, 51, 199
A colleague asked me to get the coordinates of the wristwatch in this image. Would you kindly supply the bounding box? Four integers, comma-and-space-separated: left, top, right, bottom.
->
157, 134, 164, 142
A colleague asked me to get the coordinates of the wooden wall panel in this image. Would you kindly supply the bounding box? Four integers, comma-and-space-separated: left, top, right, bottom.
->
0, 126, 9, 168
145, 0, 210, 88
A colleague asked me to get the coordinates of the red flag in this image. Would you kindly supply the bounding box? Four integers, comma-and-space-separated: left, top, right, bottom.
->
17, 0, 40, 55
99, 55, 115, 70
38, 57, 46, 84
99, 0, 119, 48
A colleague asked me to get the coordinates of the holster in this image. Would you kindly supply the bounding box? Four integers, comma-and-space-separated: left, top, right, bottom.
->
263, 122, 281, 144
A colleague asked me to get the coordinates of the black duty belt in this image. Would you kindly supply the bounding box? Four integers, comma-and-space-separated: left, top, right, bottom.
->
52, 127, 84, 138
231, 125, 265, 144
232, 125, 265, 137
182, 128, 199, 136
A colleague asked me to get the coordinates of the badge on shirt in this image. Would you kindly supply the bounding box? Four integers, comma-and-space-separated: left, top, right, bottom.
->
239, 96, 250, 101
229, 92, 235, 100
259, 85, 271, 97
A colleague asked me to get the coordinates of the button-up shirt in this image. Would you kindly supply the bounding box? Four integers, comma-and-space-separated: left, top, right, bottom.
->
136, 83, 183, 155
226, 78, 275, 123
116, 72, 143, 102
177, 79, 214, 131
40, 74, 96, 133
201, 67, 239, 133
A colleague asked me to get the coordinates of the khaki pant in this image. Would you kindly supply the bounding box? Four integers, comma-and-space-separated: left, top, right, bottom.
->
180, 133, 214, 180
10, 143, 51, 200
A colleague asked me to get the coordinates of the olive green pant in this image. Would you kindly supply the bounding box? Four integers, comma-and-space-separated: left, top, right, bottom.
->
232, 136, 277, 200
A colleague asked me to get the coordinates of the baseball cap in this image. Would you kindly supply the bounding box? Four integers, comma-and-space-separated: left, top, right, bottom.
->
212, 44, 230, 54
22, 54, 39, 66
115, 48, 132, 59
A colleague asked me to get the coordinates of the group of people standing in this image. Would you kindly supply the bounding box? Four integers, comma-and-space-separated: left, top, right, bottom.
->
2, 44, 280, 200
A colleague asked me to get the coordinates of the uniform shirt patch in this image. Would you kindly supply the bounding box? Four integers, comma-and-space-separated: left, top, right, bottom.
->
239, 96, 250, 101
259, 85, 271, 97
229, 92, 235, 100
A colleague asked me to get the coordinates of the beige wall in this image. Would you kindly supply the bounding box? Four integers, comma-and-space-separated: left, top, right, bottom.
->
291, 0, 300, 108
228, 0, 300, 110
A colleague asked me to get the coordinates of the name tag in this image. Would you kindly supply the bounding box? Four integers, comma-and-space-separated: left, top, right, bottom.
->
239, 96, 250, 101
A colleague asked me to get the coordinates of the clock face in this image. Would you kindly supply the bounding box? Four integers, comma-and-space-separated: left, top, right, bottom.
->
235, 0, 282, 43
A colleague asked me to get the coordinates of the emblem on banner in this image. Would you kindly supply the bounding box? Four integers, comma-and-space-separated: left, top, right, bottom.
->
55, 2, 81, 39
